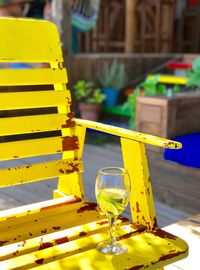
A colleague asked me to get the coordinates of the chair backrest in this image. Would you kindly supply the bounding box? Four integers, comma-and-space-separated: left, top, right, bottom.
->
0, 18, 84, 202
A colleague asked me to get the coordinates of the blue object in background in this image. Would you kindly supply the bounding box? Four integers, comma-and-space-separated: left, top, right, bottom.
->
164, 133, 200, 168
102, 87, 120, 106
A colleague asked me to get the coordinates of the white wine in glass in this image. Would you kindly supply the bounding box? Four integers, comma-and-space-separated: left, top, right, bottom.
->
95, 167, 131, 255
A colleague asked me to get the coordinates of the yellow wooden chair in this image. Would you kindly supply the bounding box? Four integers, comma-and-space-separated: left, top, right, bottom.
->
0, 18, 188, 269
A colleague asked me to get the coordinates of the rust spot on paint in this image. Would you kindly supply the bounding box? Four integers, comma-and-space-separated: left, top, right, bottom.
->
79, 231, 87, 237
7, 216, 16, 220
39, 242, 53, 250
164, 141, 176, 148
77, 201, 97, 213
41, 229, 47, 234
62, 112, 75, 128
66, 161, 80, 174
58, 160, 80, 175
142, 216, 151, 230
35, 258, 44, 264
13, 251, 19, 256
125, 265, 144, 270
147, 187, 150, 196
0, 240, 9, 246
120, 226, 146, 240
29, 233, 33, 236
13, 156, 19, 158
136, 202, 141, 213
151, 251, 186, 265
59, 168, 65, 174
97, 221, 108, 225
55, 236, 69, 245
152, 217, 158, 231
62, 136, 79, 151
52, 226, 61, 230
152, 229, 177, 240
118, 215, 130, 223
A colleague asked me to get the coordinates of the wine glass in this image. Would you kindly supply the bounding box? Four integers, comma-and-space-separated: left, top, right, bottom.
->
95, 167, 131, 255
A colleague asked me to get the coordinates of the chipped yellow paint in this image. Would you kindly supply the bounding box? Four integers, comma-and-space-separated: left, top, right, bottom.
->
0, 90, 71, 110
0, 217, 129, 261
0, 202, 102, 245
0, 114, 74, 136
0, 225, 188, 270
0, 158, 82, 187
0, 17, 188, 270
0, 196, 81, 222
121, 139, 157, 230
0, 68, 67, 86
75, 118, 182, 149
0, 136, 80, 161
56, 123, 87, 199
0, 18, 63, 63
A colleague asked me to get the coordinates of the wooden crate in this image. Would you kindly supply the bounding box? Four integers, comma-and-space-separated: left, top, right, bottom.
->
136, 92, 200, 139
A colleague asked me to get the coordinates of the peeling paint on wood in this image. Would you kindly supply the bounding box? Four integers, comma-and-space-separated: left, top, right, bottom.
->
79, 231, 87, 237
62, 136, 79, 151
35, 258, 44, 264
61, 112, 75, 128
119, 226, 146, 240
0, 240, 8, 246
77, 202, 97, 213
152, 229, 177, 240
55, 236, 69, 245
136, 202, 141, 213
39, 242, 53, 250
125, 265, 144, 270
151, 251, 186, 264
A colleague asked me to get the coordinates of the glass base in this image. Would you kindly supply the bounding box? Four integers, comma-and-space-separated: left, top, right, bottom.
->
97, 240, 128, 255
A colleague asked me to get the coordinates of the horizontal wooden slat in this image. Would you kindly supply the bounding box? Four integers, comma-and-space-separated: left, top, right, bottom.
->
0, 18, 62, 63
0, 136, 79, 161
0, 196, 82, 222
0, 90, 71, 110
0, 158, 82, 187
0, 201, 102, 244
0, 225, 188, 270
0, 68, 67, 86
0, 114, 74, 136
0, 217, 129, 260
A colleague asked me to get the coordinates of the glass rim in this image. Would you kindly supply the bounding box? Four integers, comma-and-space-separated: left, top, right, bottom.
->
98, 167, 128, 176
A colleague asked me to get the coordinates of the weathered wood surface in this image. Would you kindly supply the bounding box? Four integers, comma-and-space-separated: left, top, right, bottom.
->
70, 53, 181, 88
136, 92, 200, 139
164, 214, 200, 270
0, 144, 190, 227
148, 149, 200, 214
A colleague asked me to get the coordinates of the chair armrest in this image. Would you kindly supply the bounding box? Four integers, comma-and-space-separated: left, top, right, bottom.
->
75, 118, 182, 149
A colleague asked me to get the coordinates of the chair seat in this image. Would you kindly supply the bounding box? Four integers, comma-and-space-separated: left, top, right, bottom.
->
0, 197, 188, 270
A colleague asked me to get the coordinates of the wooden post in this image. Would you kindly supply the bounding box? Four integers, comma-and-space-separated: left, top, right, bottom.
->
52, 0, 72, 71
125, 0, 137, 53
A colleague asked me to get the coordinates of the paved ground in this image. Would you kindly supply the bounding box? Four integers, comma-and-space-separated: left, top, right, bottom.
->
0, 143, 190, 227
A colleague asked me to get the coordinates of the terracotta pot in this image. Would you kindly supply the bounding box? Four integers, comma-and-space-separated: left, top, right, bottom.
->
79, 102, 101, 121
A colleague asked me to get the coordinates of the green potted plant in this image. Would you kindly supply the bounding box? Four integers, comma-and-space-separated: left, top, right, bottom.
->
74, 80, 106, 121
98, 59, 126, 106
187, 57, 200, 90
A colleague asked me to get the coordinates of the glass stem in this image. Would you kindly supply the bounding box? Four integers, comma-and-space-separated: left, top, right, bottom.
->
108, 216, 117, 244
